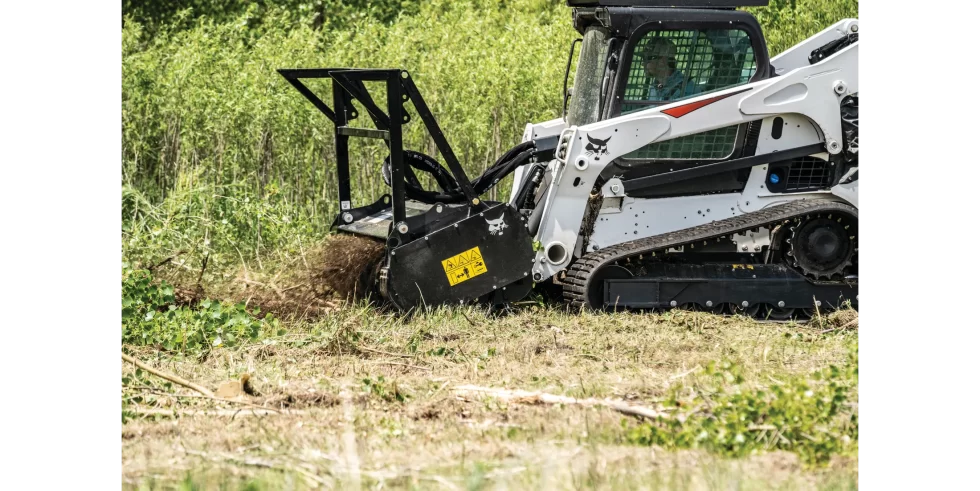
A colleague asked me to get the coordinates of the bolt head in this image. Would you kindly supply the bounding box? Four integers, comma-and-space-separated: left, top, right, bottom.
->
742, 246, 749, 251
670, 300, 677, 307
706, 301, 713, 307
342, 212, 354, 223
850, 24, 858, 32
472, 198, 480, 205
815, 300, 822, 307
778, 301, 785, 308
741, 301, 749, 308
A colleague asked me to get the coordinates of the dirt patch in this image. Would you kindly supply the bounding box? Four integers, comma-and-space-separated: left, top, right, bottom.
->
166, 233, 385, 320
262, 391, 341, 409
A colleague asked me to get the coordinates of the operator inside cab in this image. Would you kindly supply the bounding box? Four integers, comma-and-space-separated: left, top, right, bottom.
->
644, 37, 701, 102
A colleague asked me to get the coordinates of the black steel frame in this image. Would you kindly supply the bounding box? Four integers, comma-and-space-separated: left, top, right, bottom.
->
277, 68, 481, 233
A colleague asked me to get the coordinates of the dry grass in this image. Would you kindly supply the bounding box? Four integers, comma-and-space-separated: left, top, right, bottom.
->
122, 304, 857, 489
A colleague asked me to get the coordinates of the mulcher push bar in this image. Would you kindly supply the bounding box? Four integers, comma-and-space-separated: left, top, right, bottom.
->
277, 68, 483, 227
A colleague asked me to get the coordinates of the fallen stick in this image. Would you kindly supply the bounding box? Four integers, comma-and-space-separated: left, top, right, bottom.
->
125, 387, 280, 412
452, 385, 674, 421
358, 346, 415, 359
148, 249, 187, 272
122, 352, 215, 397
371, 361, 433, 370
128, 408, 297, 417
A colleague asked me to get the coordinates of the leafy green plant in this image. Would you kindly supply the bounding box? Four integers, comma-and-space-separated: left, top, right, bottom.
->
122, 264, 278, 353
361, 375, 409, 403
625, 341, 858, 466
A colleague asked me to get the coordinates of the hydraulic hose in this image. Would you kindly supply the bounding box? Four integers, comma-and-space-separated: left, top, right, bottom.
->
381, 141, 536, 204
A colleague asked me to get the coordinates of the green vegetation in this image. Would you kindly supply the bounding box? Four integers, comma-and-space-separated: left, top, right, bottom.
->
121, 1, 860, 486
626, 341, 857, 466
122, 0, 859, 272
122, 263, 279, 352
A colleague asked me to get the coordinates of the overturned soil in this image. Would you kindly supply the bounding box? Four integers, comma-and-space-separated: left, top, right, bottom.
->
167, 233, 385, 321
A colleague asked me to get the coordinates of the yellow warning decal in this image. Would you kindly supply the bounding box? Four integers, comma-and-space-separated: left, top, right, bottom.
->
732, 264, 755, 270
442, 246, 488, 286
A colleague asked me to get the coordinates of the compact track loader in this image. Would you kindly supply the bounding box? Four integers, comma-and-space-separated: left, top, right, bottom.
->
278, 0, 858, 319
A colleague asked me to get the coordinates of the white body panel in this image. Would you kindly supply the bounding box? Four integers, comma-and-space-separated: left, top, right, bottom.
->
526, 28, 858, 282
509, 118, 568, 204
770, 19, 859, 75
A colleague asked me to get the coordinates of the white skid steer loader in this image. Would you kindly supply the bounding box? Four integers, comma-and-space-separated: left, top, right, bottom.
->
278, 0, 858, 320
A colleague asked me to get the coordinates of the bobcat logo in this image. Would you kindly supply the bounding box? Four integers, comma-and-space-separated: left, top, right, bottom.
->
585, 134, 611, 161
486, 214, 508, 236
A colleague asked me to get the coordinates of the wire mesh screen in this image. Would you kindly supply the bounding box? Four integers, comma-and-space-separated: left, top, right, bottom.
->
785, 157, 834, 192
620, 29, 756, 161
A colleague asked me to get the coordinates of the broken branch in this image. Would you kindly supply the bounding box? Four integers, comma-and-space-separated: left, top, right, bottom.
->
452, 385, 673, 422
122, 352, 215, 397
358, 346, 415, 359
125, 386, 280, 412
130, 408, 295, 417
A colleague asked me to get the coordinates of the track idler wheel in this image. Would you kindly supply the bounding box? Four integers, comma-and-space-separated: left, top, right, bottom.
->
763, 305, 797, 321
726, 302, 761, 318
587, 265, 633, 309
786, 213, 857, 280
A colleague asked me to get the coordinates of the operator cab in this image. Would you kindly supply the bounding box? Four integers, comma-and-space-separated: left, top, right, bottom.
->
565, 0, 771, 124
564, 0, 771, 189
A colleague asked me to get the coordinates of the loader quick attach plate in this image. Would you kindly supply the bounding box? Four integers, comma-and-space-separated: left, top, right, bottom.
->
384, 203, 535, 310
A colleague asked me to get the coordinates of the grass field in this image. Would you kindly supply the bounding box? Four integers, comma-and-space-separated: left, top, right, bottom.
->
122, 292, 858, 490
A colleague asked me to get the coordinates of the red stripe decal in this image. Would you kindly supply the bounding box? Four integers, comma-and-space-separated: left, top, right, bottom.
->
661, 87, 753, 118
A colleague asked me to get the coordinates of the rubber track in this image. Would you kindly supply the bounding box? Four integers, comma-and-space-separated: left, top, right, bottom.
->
562, 199, 858, 309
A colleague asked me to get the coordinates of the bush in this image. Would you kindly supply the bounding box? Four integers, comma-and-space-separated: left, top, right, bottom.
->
122, 263, 279, 352
625, 341, 858, 466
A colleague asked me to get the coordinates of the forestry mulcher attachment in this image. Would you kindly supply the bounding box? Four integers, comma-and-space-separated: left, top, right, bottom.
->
278, 0, 858, 319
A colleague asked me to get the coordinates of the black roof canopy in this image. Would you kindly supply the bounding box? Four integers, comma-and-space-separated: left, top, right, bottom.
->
566, 0, 769, 8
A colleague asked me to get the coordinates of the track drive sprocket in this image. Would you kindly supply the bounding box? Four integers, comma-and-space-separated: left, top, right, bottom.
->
784, 213, 857, 280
